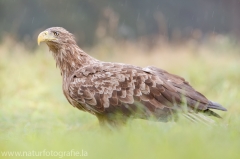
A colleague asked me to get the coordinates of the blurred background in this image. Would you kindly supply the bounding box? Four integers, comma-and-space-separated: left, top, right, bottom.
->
0, 0, 240, 47
1, 1, 240, 159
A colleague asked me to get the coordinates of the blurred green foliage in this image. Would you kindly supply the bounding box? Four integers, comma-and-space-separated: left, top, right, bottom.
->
0, 38, 240, 158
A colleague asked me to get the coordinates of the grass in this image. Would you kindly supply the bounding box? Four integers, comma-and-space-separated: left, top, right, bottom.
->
0, 36, 240, 159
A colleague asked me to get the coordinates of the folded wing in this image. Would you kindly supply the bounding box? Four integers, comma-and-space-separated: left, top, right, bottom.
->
67, 63, 226, 122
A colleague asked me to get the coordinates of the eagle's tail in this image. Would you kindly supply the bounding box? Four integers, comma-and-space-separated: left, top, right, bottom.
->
207, 101, 227, 111
181, 101, 226, 124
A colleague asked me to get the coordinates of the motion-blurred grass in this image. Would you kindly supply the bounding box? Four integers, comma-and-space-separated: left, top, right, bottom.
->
0, 36, 240, 159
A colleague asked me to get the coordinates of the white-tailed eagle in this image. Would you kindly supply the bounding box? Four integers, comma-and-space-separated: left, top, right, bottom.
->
38, 27, 227, 126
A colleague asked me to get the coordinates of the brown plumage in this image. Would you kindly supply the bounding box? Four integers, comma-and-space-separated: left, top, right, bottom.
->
38, 27, 227, 126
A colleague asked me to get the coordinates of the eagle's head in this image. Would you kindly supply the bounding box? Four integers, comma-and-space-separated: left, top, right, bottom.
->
38, 27, 76, 48
37, 27, 97, 75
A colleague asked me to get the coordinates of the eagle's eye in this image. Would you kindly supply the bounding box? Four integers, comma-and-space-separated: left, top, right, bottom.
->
53, 31, 59, 36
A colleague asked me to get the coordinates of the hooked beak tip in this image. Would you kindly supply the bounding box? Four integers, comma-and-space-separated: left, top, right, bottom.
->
37, 31, 49, 45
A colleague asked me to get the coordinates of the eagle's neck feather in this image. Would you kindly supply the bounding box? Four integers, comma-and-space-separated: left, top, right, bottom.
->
48, 43, 98, 80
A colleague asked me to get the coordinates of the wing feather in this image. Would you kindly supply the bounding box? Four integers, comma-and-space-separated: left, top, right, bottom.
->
67, 63, 224, 120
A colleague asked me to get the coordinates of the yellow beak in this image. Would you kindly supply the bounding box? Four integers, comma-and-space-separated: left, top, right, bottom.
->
37, 31, 56, 45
